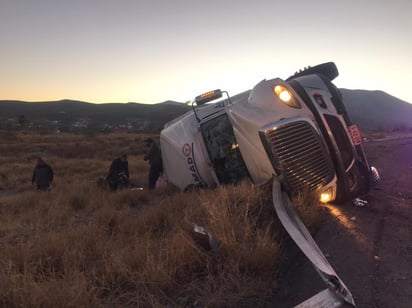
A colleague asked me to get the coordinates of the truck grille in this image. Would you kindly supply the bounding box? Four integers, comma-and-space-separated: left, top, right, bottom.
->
262, 120, 334, 191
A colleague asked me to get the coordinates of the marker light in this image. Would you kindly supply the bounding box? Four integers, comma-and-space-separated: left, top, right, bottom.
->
273, 85, 301, 108
195, 89, 223, 105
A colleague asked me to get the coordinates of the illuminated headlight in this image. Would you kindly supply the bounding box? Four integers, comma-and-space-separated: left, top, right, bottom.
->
320, 192, 332, 203
273, 85, 301, 108
320, 188, 334, 203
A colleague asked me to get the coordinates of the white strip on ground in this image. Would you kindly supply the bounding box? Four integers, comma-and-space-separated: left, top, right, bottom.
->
271, 177, 355, 307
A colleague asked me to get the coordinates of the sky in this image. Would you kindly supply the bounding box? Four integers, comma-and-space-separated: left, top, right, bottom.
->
1, 0, 411, 104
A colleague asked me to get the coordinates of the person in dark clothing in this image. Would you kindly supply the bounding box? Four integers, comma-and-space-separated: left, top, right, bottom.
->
106, 154, 130, 191
32, 157, 54, 191
144, 138, 163, 190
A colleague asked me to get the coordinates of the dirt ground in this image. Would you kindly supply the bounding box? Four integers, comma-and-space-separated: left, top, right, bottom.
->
273, 134, 412, 307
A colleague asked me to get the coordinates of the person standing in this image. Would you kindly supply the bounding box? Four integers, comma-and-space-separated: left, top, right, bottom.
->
144, 138, 163, 190
32, 157, 54, 191
106, 154, 130, 191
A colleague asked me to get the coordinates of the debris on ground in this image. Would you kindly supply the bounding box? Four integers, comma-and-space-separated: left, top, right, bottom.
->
183, 217, 219, 252
353, 198, 368, 207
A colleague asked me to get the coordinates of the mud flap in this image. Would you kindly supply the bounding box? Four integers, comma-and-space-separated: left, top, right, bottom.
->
272, 178, 355, 307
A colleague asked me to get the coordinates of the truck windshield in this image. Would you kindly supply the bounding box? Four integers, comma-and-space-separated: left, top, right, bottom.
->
200, 113, 249, 185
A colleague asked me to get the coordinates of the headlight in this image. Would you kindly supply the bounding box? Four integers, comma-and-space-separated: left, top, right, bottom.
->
273, 84, 301, 108
320, 187, 334, 203
320, 192, 332, 203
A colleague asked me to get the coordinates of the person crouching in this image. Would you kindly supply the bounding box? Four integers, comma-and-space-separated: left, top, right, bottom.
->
106, 154, 130, 191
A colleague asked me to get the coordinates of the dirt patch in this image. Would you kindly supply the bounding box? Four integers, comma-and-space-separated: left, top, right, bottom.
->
273, 136, 412, 307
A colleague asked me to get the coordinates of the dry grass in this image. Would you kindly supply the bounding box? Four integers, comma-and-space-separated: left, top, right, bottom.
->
0, 130, 322, 307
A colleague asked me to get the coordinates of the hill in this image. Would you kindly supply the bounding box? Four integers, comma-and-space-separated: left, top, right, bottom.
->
0, 100, 191, 131
0, 90, 411, 132
340, 89, 412, 131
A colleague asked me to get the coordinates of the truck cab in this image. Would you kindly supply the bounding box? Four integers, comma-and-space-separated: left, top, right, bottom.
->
160, 62, 376, 203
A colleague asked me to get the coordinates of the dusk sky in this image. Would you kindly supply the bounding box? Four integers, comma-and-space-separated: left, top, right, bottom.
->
1, 0, 411, 104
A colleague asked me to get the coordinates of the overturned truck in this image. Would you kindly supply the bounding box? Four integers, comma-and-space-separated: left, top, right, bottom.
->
160, 62, 378, 306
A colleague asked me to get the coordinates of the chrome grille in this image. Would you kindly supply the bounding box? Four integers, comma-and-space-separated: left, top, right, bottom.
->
263, 120, 334, 191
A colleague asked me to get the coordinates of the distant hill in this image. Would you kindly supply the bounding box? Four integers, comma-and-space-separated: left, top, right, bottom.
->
0, 99, 191, 131
0, 99, 190, 121
0, 90, 411, 132
340, 89, 412, 131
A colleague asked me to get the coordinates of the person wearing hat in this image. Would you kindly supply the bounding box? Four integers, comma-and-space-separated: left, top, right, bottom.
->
106, 154, 130, 191
144, 138, 163, 190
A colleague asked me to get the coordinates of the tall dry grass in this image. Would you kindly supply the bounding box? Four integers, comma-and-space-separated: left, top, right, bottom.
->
0, 130, 322, 307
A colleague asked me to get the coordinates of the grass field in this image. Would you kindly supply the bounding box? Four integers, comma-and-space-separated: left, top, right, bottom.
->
0, 130, 321, 307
